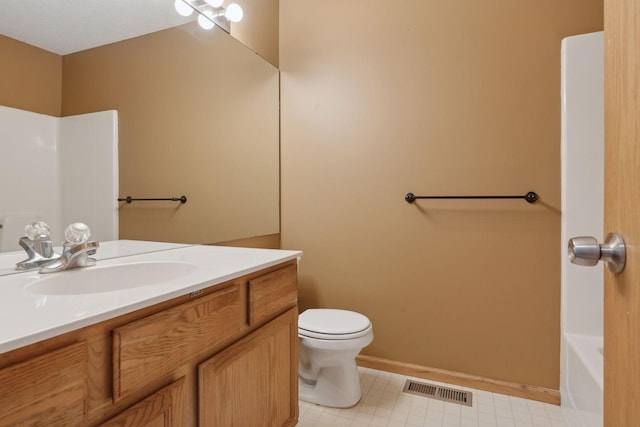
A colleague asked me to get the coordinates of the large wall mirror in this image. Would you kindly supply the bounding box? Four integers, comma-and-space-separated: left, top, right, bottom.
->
0, 0, 280, 266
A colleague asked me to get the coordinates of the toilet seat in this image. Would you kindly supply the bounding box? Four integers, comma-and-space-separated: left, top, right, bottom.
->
299, 309, 372, 340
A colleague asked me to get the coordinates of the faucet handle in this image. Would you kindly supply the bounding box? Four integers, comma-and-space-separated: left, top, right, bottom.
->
15, 221, 57, 270
25, 221, 51, 240
64, 222, 91, 244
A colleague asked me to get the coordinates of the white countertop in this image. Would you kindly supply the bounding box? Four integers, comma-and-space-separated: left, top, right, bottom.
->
0, 241, 302, 354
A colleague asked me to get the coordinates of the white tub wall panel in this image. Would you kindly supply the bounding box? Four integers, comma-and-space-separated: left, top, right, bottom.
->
0, 106, 62, 249
560, 31, 604, 427
0, 106, 118, 250
0, 212, 43, 253
561, 31, 605, 338
59, 110, 119, 242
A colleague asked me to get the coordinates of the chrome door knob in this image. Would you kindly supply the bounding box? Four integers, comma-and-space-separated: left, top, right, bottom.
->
568, 232, 626, 274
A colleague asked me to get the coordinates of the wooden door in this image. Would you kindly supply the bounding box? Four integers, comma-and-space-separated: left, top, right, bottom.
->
603, 0, 640, 425
199, 308, 298, 427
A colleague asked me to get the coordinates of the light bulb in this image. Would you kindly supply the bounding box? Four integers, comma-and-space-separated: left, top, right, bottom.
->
224, 3, 243, 22
174, 0, 193, 17
205, 0, 224, 7
198, 10, 216, 30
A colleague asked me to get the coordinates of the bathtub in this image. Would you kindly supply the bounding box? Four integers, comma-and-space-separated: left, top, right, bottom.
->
562, 334, 603, 426
560, 31, 604, 427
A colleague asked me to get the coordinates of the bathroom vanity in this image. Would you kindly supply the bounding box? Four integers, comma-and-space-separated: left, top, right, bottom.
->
0, 242, 301, 426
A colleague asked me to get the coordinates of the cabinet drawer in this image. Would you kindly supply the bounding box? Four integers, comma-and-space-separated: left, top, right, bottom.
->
248, 264, 297, 326
0, 341, 88, 426
113, 285, 241, 400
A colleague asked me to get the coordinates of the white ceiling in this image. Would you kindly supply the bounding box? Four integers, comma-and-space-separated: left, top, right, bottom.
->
0, 0, 196, 55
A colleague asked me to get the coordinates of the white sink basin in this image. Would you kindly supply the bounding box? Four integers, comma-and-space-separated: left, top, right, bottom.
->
27, 261, 199, 295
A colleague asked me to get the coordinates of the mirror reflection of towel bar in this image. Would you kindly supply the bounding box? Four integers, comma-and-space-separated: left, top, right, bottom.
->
405, 191, 538, 204
118, 196, 187, 204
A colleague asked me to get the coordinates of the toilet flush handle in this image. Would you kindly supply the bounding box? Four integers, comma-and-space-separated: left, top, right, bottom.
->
568, 232, 626, 274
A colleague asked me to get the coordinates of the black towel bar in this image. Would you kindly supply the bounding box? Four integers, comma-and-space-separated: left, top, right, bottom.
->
118, 196, 187, 204
405, 191, 538, 204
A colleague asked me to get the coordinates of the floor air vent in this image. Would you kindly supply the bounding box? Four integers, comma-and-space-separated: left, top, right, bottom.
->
402, 380, 473, 407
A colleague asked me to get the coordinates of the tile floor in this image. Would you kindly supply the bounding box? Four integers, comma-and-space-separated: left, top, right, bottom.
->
297, 367, 571, 427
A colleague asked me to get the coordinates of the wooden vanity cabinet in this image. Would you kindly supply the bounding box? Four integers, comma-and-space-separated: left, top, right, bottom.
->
0, 259, 298, 427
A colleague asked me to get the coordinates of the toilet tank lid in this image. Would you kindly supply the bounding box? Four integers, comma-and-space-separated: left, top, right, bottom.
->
299, 309, 371, 335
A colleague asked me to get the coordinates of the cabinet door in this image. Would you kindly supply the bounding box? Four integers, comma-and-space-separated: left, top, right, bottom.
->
0, 341, 87, 426
100, 378, 185, 427
199, 308, 298, 427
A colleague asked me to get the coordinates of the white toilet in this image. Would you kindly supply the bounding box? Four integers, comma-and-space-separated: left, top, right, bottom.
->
298, 308, 374, 408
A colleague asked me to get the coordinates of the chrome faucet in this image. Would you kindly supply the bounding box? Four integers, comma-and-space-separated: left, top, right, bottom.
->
15, 221, 60, 271
15, 222, 99, 273
38, 240, 99, 273
39, 223, 99, 274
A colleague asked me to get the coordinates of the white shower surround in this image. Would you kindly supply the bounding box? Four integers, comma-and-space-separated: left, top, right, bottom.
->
560, 31, 604, 427
0, 106, 118, 251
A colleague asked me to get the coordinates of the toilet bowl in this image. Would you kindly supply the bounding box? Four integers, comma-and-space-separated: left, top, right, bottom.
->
298, 308, 373, 408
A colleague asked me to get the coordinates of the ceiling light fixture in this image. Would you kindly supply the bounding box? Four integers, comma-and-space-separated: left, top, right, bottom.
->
174, 0, 244, 31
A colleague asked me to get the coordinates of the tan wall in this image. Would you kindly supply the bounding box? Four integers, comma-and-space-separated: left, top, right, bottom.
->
214, 233, 281, 249
232, 0, 279, 67
62, 23, 280, 245
280, 1, 603, 389
0, 35, 62, 116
